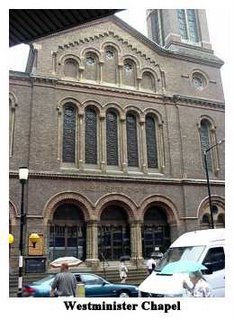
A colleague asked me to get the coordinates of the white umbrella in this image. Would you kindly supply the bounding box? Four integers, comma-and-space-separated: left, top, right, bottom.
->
50, 256, 83, 268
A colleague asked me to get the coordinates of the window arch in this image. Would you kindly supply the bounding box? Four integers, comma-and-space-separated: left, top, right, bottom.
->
85, 106, 98, 164
200, 119, 212, 171
126, 112, 139, 167
103, 46, 118, 84
142, 71, 155, 91
62, 103, 77, 163
123, 59, 137, 88
106, 109, 119, 166
146, 114, 158, 168
64, 58, 79, 78
83, 52, 99, 82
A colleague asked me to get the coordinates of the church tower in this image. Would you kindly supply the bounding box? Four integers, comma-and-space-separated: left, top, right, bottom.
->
147, 9, 212, 51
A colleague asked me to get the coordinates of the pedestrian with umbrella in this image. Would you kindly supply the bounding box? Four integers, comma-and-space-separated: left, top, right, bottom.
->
160, 260, 212, 297
182, 270, 212, 297
50, 262, 77, 297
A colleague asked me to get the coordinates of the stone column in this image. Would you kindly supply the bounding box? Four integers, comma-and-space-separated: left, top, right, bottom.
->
120, 116, 128, 173
78, 111, 84, 169
85, 220, 99, 269
130, 220, 144, 267
99, 113, 106, 172
139, 117, 148, 173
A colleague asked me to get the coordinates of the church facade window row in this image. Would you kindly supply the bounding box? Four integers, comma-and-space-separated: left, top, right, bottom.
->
58, 102, 220, 175
59, 102, 164, 173
58, 45, 160, 92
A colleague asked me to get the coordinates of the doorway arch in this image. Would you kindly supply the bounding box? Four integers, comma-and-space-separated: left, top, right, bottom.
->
98, 205, 131, 260
49, 203, 86, 261
142, 205, 170, 258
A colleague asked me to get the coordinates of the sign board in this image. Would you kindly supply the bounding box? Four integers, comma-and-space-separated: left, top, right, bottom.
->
25, 257, 46, 273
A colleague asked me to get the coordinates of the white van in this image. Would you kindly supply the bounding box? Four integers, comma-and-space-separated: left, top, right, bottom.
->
139, 228, 225, 297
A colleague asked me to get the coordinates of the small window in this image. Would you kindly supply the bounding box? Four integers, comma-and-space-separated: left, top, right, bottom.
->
192, 72, 207, 90
86, 56, 95, 65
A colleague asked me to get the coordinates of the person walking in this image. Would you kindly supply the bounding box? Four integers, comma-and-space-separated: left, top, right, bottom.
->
119, 259, 128, 283
147, 255, 156, 275
50, 262, 77, 297
183, 270, 212, 297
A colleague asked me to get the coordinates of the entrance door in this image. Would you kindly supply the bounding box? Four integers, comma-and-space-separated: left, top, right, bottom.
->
142, 206, 170, 257
98, 225, 130, 260
49, 203, 86, 261
98, 205, 130, 261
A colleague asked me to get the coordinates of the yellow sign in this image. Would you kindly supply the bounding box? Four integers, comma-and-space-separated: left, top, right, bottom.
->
28, 233, 44, 256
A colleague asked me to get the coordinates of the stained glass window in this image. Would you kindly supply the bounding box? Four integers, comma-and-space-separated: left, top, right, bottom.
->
85, 107, 97, 164
177, 9, 188, 40
106, 110, 119, 166
200, 119, 212, 171
62, 104, 76, 163
177, 9, 199, 42
126, 112, 139, 167
146, 115, 158, 168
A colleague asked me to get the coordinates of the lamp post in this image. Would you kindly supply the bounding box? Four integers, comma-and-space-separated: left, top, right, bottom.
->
17, 167, 29, 297
203, 139, 224, 229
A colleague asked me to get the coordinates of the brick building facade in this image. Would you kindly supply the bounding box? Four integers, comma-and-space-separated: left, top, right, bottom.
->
9, 10, 225, 271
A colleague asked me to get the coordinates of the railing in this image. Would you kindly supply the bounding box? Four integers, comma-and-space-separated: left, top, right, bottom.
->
99, 251, 110, 278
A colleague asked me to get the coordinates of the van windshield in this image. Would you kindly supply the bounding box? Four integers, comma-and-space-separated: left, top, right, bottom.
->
156, 246, 206, 271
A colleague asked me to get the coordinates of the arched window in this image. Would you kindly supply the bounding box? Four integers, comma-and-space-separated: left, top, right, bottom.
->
142, 71, 155, 91
62, 104, 76, 163
177, 9, 199, 42
126, 112, 139, 167
123, 59, 136, 88
64, 59, 78, 78
103, 46, 118, 84
84, 53, 98, 82
146, 114, 158, 168
106, 109, 119, 166
200, 119, 212, 171
200, 214, 210, 229
85, 107, 97, 164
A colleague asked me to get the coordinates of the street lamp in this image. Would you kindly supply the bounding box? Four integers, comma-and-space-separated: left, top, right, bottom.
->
17, 166, 29, 297
203, 139, 224, 229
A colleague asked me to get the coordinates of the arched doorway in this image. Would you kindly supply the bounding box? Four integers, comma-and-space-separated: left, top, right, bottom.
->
98, 205, 130, 260
142, 206, 170, 258
49, 203, 86, 261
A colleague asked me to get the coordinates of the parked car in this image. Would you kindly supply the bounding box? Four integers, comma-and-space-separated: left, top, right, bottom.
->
23, 272, 139, 298
139, 228, 225, 297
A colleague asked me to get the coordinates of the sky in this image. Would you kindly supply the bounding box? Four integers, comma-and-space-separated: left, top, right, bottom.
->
4, 2, 234, 320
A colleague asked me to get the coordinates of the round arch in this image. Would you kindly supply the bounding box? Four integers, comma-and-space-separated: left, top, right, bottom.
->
43, 191, 94, 225
140, 195, 180, 226
197, 195, 225, 227
95, 193, 138, 222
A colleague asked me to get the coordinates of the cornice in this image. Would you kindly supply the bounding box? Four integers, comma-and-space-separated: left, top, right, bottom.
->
171, 94, 225, 110
9, 170, 225, 186
9, 72, 225, 110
